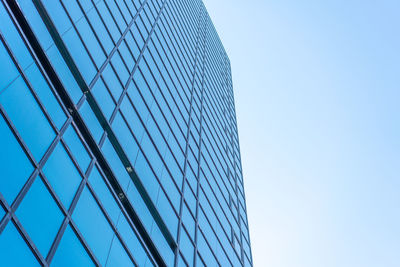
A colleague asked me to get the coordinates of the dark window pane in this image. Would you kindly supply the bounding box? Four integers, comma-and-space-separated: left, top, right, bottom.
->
0, 77, 55, 161
0, 222, 40, 266
43, 143, 82, 209
16, 176, 64, 257
51, 225, 95, 267
0, 114, 33, 204
0, 205, 4, 220
72, 187, 114, 266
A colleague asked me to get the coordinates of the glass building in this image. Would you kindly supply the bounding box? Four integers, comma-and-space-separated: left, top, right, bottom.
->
0, 0, 252, 266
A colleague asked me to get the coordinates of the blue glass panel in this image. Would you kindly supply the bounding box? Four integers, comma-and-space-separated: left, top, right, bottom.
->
91, 78, 115, 120
63, 125, 91, 172
156, 189, 178, 238
149, 224, 174, 266
105, 236, 134, 267
101, 138, 131, 191
79, 101, 103, 143
89, 166, 120, 225
102, 64, 122, 101
43, 142, 82, 208
116, 215, 149, 266
51, 225, 95, 267
16, 176, 63, 257
180, 229, 194, 265
0, 114, 33, 204
42, 0, 72, 34
86, 6, 114, 55
0, 42, 19, 92
0, 222, 40, 266
24, 64, 67, 129
18, 0, 53, 50
0, 4, 33, 69
0, 205, 5, 221
177, 254, 188, 267
72, 187, 114, 266
111, 112, 139, 164
75, 15, 106, 68
46, 46, 82, 103
62, 28, 96, 84
0, 77, 55, 161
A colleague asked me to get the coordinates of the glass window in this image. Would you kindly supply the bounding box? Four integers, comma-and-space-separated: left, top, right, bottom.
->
105, 236, 134, 267
91, 78, 115, 120
0, 77, 55, 161
182, 202, 195, 239
102, 64, 122, 101
88, 166, 120, 225
79, 101, 103, 143
177, 254, 188, 267
63, 125, 91, 172
0, 42, 19, 92
43, 142, 82, 209
111, 52, 129, 85
0, 5, 33, 70
16, 176, 64, 257
72, 187, 114, 266
180, 228, 194, 266
62, 27, 96, 85
75, 16, 106, 68
0, 221, 40, 266
51, 225, 95, 267
24, 64, 67, 129
86, 7, 114, 55
111, 112, 139, 164
116, 215, 149, 267
0, 114, 33, 204
46, 45, 82, 104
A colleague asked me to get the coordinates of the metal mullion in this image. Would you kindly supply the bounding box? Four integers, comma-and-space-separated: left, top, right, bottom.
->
30, 0, 176, 261
174, 7, 202, 266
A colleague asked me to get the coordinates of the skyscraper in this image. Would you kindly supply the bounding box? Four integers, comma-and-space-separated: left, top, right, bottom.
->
0, 0, 252, 266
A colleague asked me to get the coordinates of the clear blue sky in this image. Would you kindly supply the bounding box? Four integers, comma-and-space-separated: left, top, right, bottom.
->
203, 0, 400, 266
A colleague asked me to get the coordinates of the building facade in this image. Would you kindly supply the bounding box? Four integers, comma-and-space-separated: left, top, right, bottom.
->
0, 0, 252, 266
